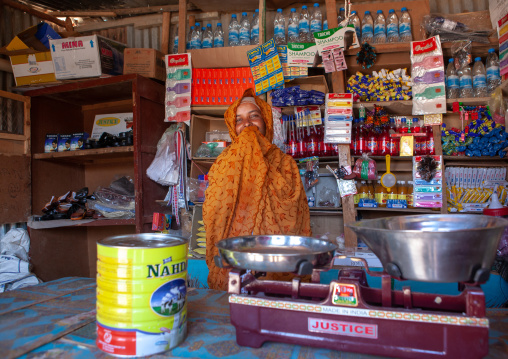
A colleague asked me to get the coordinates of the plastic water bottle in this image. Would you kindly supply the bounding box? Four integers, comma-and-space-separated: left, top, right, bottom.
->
349, 11, 361, 42
323, 19, 328, 30
387, 9, 399, 43
459, 64, 473, 98
446, 58, 459, 99
288, 8, 299, 42
473, 57, 487, 98
228, 14, 240, 47
173, 26, 179, 54
251, 9, 259, 45
194, 23, 202, 49
311, 3, 322, 34
361, 11, 374, 44
487, 48, 501, 95
190, 26, 200, 49
399, 7, 412, 42
201, 26, 206, 46
202, 24, 213, 48
274, 9, 286, 45
213, 23, 224, 48
299, 5, 311, 42
239, 12, 251, 46
338, 7, 345, 25
374, 10, 386, 44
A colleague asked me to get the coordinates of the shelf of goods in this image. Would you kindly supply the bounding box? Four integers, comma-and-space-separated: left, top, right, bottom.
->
24, 74, 167, 281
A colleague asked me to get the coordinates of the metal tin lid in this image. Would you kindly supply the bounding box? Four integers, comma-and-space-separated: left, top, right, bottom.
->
483, 207, 508, 217
98, 233, 188, 249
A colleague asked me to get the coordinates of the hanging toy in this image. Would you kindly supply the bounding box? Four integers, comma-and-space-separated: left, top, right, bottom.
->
356, 43, 377, 69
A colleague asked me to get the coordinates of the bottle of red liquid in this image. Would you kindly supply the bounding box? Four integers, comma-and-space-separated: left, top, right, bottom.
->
399, 118, 408, 134
426, 125, 435, 155
378, 125, 390, 156
412, 118, 422, 155
307, 126, 319, 157
356, 121, 368, 155
366, 128, 379, 155
287, 121, 298, 158
317, 125, 324, 157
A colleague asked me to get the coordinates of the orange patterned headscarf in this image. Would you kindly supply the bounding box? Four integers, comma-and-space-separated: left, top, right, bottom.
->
203, 88, 311, 291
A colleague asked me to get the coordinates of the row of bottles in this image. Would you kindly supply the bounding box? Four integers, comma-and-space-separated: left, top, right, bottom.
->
446, 49, 502, 99
355, 179, 414, 207
349, 8, 412, 44
187, 22, 225, 49
274, 4, 325, 45
351, 118, 435, 156
284, 123, 339, 158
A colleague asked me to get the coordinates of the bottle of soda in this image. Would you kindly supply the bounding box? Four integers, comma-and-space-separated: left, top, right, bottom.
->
378, 126, 390, 156
426, 126, 435, 155
367, 128, 379, 155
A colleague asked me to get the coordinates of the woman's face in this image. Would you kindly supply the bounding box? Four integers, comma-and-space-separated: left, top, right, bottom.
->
235, 103, 266, 136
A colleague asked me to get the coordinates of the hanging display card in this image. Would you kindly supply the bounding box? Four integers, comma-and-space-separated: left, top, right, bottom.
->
247, 38, 284, 95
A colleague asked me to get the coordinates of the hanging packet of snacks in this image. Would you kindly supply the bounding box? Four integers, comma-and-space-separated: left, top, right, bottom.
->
324, 93, 353, 143
299, 156, 319, 191
165, 54, 192, 124
353, 153, 378, 180
410, 36, 446, 115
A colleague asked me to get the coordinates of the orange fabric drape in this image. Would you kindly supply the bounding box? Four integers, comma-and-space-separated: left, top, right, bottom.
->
203, 88, 311, 291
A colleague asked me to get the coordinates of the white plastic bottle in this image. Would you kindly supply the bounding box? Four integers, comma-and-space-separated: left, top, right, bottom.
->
473, 57, 487, 98
323, 19, 328, 30
288, 8, 299, 42
194, 23, 202, 49
487, 48, 502, 95
311, 3, 323, 34
186, 26, 193, 50
239, 12, 251, 46
387, 9, 399, 43
446, 58, 459, 99
374, 10, 387, 44
338, 7, 345, 25
251, 9, 259, 45
459, 64, 473, 98
361, 11, 374, 44
299, 5, 311, 42
213, 23, 224, 48
202, 24, 213, 48
228, 14, 240, 47
349, 11, 361, 42
399, 7, 412, 42
274, 9, 286, 45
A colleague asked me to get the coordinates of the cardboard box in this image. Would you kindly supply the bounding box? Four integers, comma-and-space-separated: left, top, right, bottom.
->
49, 35, 127, 80
1, 23, 61, 86
70, 132, 89, 150
188, 45, 257, 68
57, 134, 72, 152
91, 113, 133, 139
190, 115, 228, 158
123, 48, 166, 82
44, 134, 59, 153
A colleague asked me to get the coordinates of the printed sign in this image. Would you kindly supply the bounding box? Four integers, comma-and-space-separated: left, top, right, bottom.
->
332, 283, 358, 306
308, 318, 378, 339
287, 42, 318, 67
313, 25, 359, 54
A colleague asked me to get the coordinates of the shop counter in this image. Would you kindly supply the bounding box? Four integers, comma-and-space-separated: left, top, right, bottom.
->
1, 277, 508, 358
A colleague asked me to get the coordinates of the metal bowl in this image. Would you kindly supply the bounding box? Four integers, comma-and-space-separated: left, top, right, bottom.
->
347, 214, 508, 283
216, 235, 337, 273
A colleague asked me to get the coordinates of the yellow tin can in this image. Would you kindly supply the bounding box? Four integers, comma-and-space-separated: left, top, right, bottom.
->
96, 234, 188, 357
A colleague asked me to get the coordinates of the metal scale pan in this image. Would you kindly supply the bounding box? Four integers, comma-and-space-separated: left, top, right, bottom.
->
215, 235, 337, 275
348, 214, 508, 283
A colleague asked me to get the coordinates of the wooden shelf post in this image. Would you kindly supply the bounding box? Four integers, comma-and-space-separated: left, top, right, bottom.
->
178, 0, 187, 53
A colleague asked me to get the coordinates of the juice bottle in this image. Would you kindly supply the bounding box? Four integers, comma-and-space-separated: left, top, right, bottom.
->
375, 178, 387, 207
407, 180, 414, 208
386, 182, 398, 205
378, 126, 390, 156
397, 180, 408, 204
366, 128, 379, 155
353, 180, 360, 206
426, 125, 435, 155
358, 180, 369, 203
399, 118, 408, 133
367, 180, 375, 199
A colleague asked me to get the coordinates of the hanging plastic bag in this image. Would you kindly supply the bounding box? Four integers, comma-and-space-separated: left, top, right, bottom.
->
146, 130, 180, 186
353, 153, 378, 180
488, 87, 507, 125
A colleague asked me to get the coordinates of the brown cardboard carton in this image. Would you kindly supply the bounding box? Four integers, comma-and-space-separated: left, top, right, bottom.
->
188, 45, 257, 68
123, 48, 166, 81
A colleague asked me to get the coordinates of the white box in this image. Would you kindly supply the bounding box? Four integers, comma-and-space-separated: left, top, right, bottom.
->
91, 113, 133, 139
49, 35, 126, 80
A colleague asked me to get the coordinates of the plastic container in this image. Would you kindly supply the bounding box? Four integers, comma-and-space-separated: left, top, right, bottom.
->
274, 9, 286, 45
361, 11, 374, 44
288, 8, 299, 42
483, 194, 508, 257
407, 181, 414, 208
299, 5, 311, 42
374, 10, 387, 44
399, 7, 412, 42
397, 180, 408, 202
387, 9, 399, 43
375, 178, 387, 207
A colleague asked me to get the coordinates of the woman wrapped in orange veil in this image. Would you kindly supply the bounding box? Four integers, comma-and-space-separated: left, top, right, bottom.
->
203, 88, 311, 291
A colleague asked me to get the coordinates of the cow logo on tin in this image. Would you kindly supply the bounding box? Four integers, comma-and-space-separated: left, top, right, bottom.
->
151, 278, 186, 316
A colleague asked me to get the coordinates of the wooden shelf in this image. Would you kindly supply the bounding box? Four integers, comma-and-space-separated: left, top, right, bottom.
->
353, 100, 413, 115
446, 97, 490, 106
191, 105, 229, 116
345, 42, 411, 56
443, 156, 508, 161
441, 38, 499, 57
356, 207, 439, 214
33, 146, 134, 163
310, 207, 342, 212
29, 218, 135, 229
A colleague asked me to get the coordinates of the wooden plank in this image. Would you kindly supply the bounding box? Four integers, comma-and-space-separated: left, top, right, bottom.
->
0, 89, 29, 103
338, 145, 357, 248
33, 146, 134, 160
0, 58, 12, 73
2, 0, 67, 28
81, 99, 133, 112
161, 12, 171, 55
77, 14, 162, 32
0, 154, 31, 225
325, 0, 339, 29
49, 10, 117, 17
178, 0, 187, 53
259, 0, 265, 43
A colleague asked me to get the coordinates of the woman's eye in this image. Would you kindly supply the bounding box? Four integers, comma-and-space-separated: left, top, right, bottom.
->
236, 118, 242, 123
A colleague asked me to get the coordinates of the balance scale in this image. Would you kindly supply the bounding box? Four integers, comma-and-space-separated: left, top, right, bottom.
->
215, 215, 508, 358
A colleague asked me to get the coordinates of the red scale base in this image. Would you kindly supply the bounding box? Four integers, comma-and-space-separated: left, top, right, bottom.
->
228, 269, 489, 359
